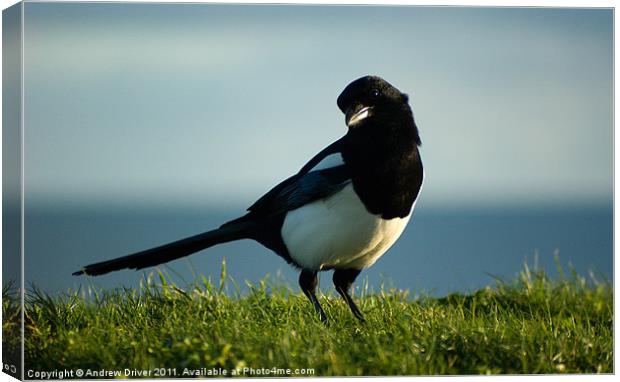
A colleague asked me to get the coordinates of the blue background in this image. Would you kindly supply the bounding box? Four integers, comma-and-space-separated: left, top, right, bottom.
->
18, 3, 613, 295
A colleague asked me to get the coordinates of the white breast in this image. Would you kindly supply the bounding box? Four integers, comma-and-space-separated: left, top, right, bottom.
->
281, 183, 412, 271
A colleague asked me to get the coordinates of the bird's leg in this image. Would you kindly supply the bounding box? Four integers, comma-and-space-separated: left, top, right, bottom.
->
333, 269, 365, 322
299, 270, 328, 323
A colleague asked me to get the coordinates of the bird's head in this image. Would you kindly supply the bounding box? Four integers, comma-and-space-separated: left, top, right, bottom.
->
337, 75, 412, 129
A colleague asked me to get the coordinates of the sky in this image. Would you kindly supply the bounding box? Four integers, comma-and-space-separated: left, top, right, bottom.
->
4, 2, 613, 295
21, 3, 613, 210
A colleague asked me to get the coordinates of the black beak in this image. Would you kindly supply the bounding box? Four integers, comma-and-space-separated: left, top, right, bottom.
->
345, 104, 373, 127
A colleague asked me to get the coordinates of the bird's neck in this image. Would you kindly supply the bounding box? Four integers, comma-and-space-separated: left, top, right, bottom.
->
341, 113, 423, 219
345, 112, 420, 160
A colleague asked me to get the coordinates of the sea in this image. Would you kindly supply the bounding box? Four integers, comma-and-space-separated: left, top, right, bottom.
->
13, 203, 614, 297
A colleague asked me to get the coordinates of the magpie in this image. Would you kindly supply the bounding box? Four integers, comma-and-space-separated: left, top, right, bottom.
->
74, 75, 424, 323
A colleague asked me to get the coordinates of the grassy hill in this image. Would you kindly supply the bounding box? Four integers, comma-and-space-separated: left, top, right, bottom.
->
4, 262, 613, 376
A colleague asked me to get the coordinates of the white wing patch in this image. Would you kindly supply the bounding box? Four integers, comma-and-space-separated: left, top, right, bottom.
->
308, 152, 345, 172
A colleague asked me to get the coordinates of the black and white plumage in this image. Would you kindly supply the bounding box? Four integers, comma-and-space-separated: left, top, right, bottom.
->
74, 75, 424, 323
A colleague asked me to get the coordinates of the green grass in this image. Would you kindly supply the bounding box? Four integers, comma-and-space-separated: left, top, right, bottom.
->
3, 262, 613, 376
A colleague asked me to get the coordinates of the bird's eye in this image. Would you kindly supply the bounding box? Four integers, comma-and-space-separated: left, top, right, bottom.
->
370, 89, 381, 99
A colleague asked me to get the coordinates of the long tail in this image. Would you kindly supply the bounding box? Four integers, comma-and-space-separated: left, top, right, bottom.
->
73, 220, 253, 276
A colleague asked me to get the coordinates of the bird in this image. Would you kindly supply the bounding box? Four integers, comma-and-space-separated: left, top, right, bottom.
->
74, 75, 424, 323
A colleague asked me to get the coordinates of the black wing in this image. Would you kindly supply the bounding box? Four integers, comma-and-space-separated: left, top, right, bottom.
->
247, 165, 351, 218
231, 137, 350, 221
75, 137, 351, 276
